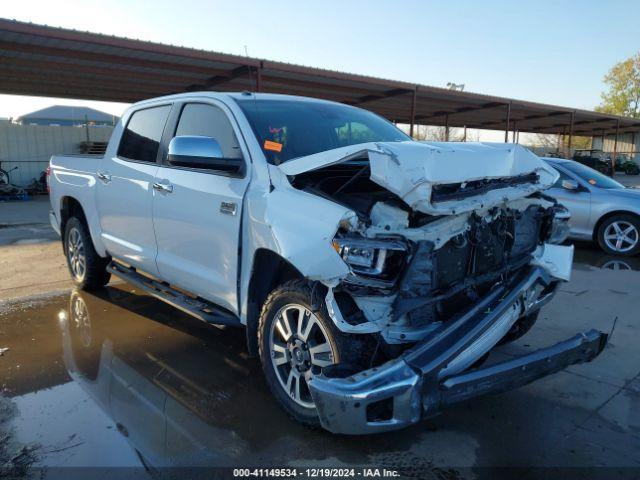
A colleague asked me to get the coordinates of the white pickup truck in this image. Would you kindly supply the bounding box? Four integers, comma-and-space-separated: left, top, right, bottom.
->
49, 92, 607, 434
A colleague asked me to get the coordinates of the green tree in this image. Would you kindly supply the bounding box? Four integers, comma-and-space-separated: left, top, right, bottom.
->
597, 53, 640, 117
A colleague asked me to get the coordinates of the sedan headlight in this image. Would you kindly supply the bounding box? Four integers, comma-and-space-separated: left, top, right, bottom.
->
332, 236, 407, 279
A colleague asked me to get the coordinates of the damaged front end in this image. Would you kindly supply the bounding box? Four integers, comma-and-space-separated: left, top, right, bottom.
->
279, 141, 606, 434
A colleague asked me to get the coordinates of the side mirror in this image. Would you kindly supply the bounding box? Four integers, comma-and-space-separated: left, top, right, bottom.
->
562, 179, 579, 191
167, 136, 243, 174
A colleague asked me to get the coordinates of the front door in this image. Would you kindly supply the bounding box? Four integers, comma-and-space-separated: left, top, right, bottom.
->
547, 168, 592, 238
152, 101, 250, 314
96, 104, 172, 275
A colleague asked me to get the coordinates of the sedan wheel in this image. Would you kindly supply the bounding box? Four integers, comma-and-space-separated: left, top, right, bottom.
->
603, 220, 639, 254
597, 214, 640, 256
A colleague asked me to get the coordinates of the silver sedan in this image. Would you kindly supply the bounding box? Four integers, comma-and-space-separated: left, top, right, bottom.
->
545, 158, 640, 256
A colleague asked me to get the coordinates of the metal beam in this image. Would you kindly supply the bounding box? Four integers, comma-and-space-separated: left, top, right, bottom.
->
0, 40, 227, 77
504, 102, 511, 142
568, 111, 575, 155
185, 65, 253, 91
445, 114, 449, 141
349, 88, 412, 106
0, 55, 203, 86
415, 102, 504, 122
409, 87, 417, 138
255, 63, 263, 92
612, 118, 620, 177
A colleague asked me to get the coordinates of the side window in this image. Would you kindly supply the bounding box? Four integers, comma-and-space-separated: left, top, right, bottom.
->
174, 103, 242, 159
118, 105, 171, 162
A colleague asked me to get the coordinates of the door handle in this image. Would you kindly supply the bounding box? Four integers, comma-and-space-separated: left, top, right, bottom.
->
152, 181, 174, 193
97, 171, 111, 183
220, 201, 237, 215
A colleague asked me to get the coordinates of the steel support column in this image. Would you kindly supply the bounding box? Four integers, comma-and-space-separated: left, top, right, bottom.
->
567, 111, 575, 155
445, 114, 449, 141
612, 119, 620, 177
255, 63, 263, 92
463, 125, 467, 142
409, 87, 417, 138
504, 102, 511, 142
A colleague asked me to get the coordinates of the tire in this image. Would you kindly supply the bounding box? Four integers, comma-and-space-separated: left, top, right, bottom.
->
498, 311, 539, 345
626, 165, 640, 176
258, 280, 371, 426
596, 213, 640, 256
63, 216, 111, 290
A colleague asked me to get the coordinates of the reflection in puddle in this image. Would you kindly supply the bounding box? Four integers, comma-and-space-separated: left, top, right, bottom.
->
1, 286, 426, 472
572, 242, 640, 271
2, 245, 639, 474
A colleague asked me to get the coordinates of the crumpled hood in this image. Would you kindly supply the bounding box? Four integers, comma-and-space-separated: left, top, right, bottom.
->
279, 141, 559, 215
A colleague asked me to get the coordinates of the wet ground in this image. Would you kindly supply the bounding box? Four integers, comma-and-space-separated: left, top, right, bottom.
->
0, 243, 639, 479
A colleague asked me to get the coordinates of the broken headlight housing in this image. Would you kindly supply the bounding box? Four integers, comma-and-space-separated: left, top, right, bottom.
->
547, 205, 571, 244
333, 236, 407, 287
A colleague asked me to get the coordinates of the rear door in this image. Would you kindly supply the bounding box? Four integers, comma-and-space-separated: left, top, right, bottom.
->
152, 100, 250, 314
96, 104, 171, 275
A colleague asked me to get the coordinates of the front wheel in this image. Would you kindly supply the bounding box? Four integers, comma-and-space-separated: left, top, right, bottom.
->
258, 280, 368, 426
596, 214, 640, 256
63, 217, 111, 290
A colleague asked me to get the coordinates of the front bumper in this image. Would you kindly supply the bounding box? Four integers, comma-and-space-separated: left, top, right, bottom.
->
309, 267, 608, 434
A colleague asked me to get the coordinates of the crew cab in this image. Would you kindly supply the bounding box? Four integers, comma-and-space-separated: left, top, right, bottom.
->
49, 92, 607, 434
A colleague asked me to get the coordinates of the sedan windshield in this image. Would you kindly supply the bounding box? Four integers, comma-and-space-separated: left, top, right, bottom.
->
235, 98, 410, 164
563, 161, 625, 189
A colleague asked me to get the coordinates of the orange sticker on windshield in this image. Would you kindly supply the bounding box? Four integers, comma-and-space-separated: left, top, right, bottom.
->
264, 140, 283, 152
588, 179, 596, 185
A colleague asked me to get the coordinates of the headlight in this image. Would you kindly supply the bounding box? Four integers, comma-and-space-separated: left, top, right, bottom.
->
548, 206, 571, 244
332, 237, 406, 277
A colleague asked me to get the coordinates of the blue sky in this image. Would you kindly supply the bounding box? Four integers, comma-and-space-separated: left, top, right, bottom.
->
1, 0, 638, 119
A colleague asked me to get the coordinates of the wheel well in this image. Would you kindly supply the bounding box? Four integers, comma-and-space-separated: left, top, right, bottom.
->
245, 249, 304, 356
592, 210, 640, 242
60, 196, 87, 235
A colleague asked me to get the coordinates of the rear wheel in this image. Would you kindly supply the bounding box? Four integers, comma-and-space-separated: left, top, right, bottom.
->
596, 214, 640, 256
64, 217, 111, 290
258, 280, 369, 426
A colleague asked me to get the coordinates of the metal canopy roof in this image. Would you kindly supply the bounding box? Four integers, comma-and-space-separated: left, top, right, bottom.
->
1, 18, 638, 137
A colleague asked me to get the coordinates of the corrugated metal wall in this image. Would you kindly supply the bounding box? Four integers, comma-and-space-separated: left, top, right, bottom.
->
592, 133, 639, 158
0, 124, 114, 186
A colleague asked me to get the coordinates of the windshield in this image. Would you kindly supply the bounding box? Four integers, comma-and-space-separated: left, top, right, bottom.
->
563, 161, 625, 189
235, 98, 410, 164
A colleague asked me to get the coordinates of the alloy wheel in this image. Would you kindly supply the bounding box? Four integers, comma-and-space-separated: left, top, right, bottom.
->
71, 294, 92, 347
603, 221, 639, 253
67, 227, 87, 281
269, 303, 336, 408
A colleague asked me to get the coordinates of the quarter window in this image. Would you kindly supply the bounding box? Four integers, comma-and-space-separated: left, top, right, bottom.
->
118, 105, 171, 162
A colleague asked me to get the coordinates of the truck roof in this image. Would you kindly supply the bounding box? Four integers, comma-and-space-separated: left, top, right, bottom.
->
130, 91, 343, 108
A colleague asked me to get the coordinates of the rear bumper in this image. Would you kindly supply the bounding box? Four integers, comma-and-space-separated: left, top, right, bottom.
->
309, 267, 608, 435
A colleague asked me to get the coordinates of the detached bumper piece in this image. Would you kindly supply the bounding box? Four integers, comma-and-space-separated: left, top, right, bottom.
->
309, 267, 608, 435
